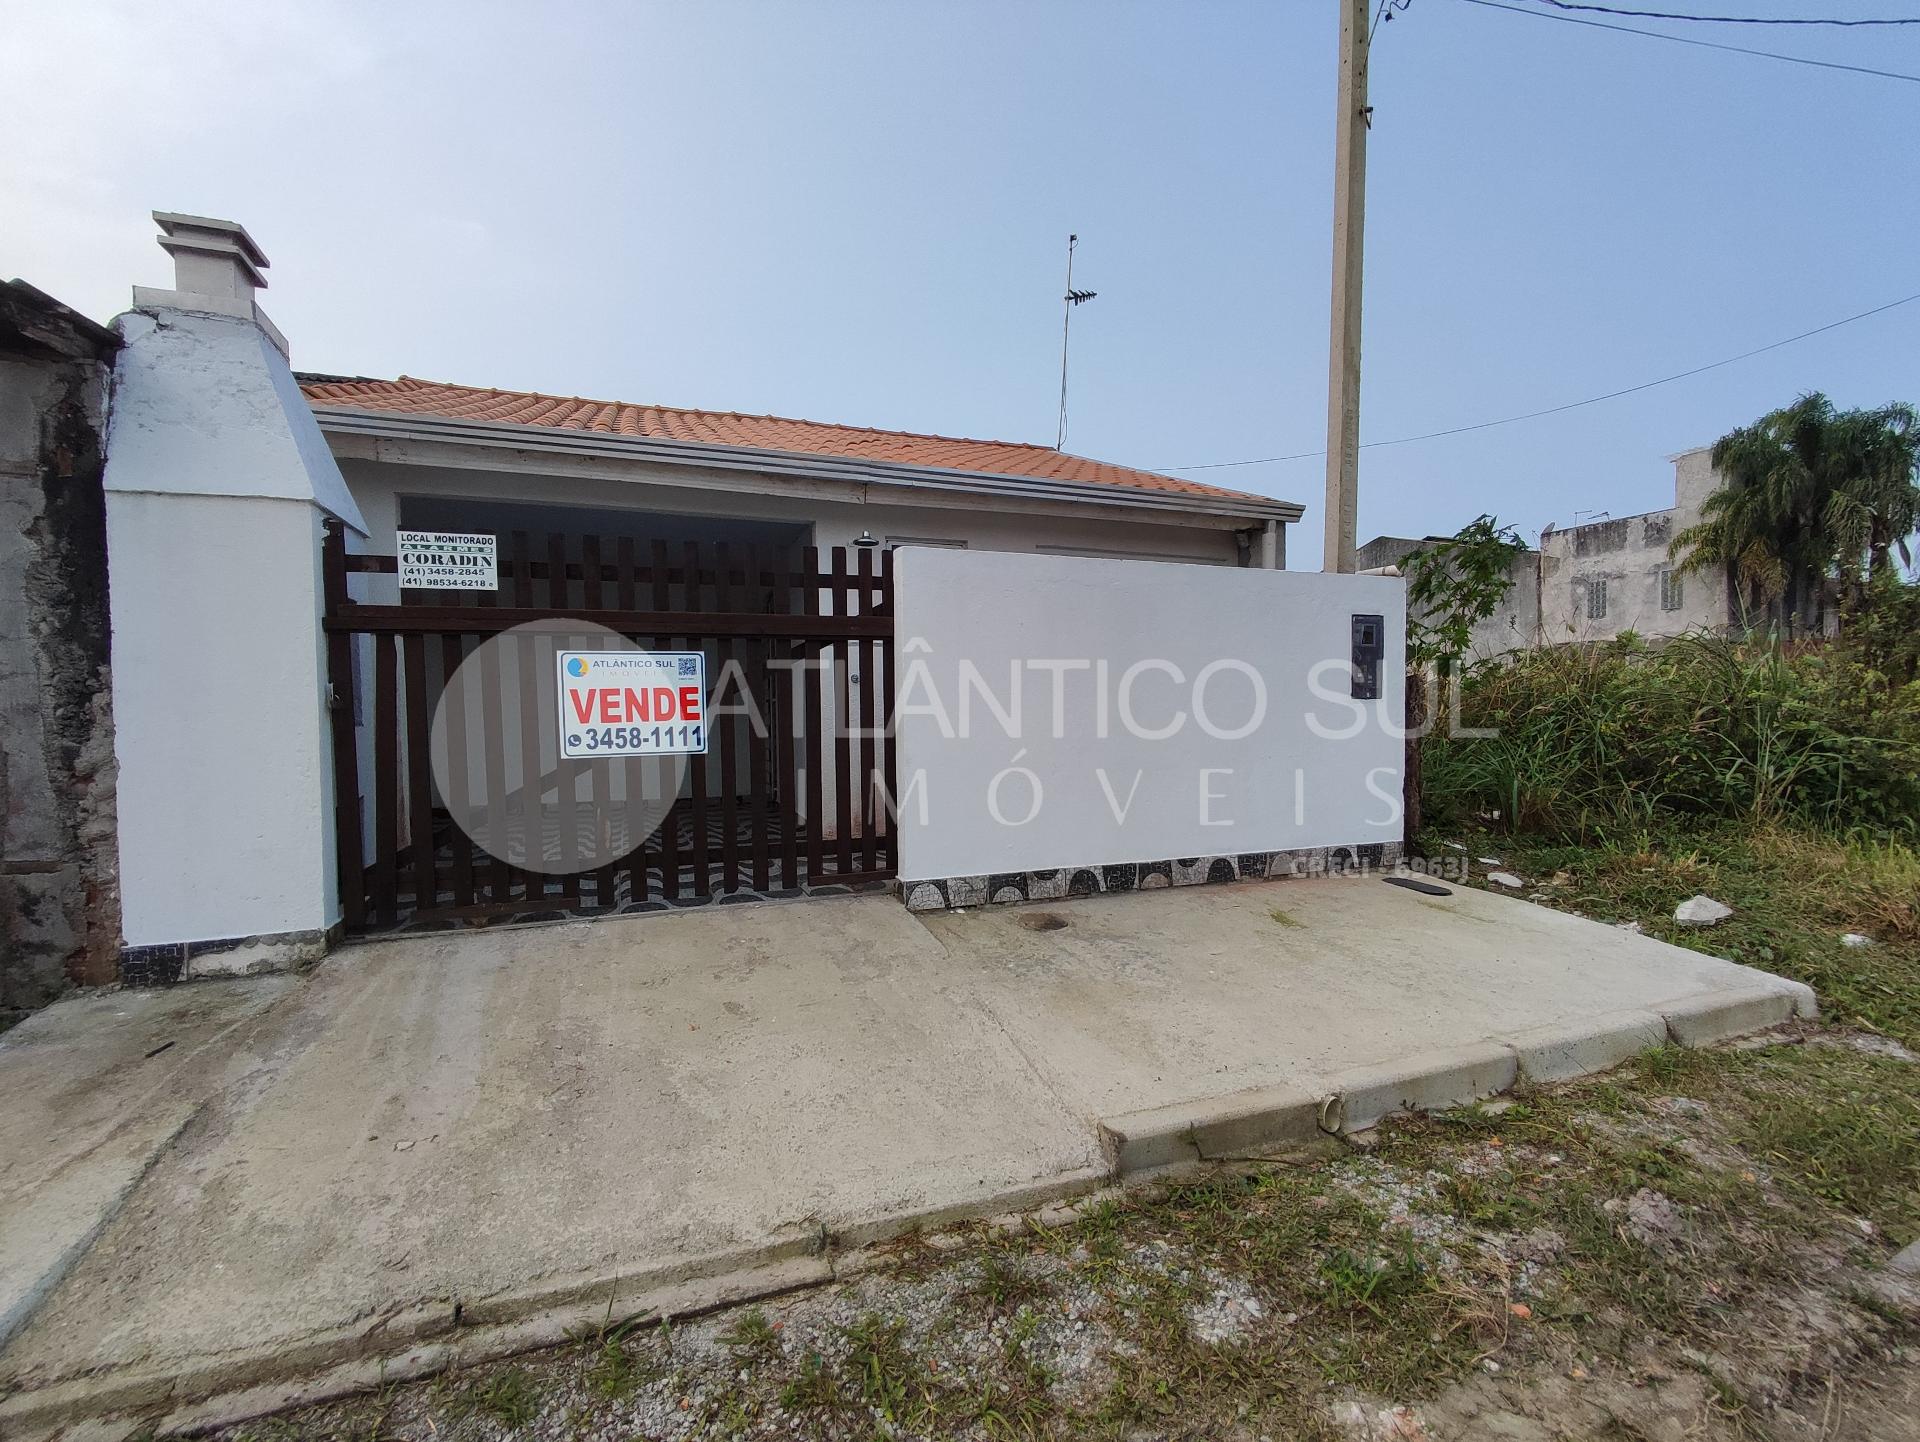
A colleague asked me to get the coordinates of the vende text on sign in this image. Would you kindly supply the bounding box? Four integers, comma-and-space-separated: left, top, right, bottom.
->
396, 530, 497, 591
557, 651, 708, 758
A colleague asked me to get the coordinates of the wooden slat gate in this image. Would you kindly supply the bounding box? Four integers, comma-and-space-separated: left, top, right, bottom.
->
323, 521, 897, 931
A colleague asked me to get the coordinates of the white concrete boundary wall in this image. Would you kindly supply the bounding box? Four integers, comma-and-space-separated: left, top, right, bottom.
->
106, 493, 335, 952
892, 549, 1405, 885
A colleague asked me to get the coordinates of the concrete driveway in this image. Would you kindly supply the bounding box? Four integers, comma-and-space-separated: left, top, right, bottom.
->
0, 878, 1813, 1437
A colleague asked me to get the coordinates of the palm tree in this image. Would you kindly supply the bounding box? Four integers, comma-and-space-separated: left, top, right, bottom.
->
1671, 393, 1920, 635
1825, 401, 1919, 577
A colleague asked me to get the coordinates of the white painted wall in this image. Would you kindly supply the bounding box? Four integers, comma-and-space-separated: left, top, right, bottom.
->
105, 492, 336, 946
109, 311, 364, 529
892, 549, 1406, 882
103, 304, 360, 960
332, 455, 1245, 567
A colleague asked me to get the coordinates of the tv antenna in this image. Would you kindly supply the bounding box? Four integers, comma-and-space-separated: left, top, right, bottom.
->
1056, 234, 1098, 450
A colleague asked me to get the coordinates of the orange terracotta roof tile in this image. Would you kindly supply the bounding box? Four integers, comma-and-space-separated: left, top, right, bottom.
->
298, 375, 1277, 507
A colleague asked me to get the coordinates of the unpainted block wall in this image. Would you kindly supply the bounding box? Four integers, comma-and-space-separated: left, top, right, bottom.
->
0, 306, 120, 1023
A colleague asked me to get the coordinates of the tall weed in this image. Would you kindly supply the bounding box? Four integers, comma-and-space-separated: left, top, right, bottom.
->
1422, 633, 1920, 840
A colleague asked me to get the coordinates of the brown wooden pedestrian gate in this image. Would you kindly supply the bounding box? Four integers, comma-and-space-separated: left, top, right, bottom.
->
322, 521, 896, 931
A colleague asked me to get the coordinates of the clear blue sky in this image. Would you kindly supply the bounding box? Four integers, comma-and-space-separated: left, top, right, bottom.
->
5, 0, 1915, 564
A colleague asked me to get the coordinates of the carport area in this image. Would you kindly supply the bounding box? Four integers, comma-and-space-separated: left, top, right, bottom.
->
0, 878, 1813, 1438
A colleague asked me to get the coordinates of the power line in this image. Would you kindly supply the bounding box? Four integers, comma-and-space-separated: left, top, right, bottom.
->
1371, 0, 1415, 40
1161, 291, 1920, 472
1458, 0, 1920, 82
1530, 1, 1920, 26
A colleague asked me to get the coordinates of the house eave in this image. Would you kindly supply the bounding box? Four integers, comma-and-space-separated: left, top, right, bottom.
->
306, 405, 1305, 525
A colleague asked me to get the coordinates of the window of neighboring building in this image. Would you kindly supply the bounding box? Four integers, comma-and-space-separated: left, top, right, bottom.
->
1659, 566, 1684, 612
1585, 578, 1608, 620
885, 535, 968, 549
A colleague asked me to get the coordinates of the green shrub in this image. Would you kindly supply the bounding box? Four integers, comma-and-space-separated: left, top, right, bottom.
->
1834, 567, 1920, 693
1421, 629, 1920, 841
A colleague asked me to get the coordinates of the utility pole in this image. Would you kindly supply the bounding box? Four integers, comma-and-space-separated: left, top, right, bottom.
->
1322, 0, 1370, 573
1056, 234, 1097, 451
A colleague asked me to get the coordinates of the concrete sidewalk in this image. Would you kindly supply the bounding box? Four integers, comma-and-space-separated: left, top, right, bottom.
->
0, 878, 1814, 1437
0, 978, 299, 1350
921, 880, 1812, 1167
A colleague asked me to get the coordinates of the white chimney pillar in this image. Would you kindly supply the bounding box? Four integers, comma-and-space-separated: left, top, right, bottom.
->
103, 211, 366, 981
131, 211, 289, 358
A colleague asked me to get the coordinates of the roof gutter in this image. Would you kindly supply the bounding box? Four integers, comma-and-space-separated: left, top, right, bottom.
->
308, 406, 1305, 525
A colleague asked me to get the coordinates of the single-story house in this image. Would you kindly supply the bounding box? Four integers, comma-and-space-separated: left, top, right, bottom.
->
17, 208, 1399, 990
297, 376, 1300, 571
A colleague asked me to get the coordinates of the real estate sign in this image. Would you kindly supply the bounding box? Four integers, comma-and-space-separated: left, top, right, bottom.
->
396, 531, 497, 591
556, 651, 708, 759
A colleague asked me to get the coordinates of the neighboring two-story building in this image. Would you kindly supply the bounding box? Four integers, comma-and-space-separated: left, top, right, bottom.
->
1360, 447, 1738, 659
1534, 447, 1730, 645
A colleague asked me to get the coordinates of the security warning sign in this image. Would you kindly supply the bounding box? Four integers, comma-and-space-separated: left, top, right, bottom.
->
397, 531, 497, 591
557, 651, 708, 758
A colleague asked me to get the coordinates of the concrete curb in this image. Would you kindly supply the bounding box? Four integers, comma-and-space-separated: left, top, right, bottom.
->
1317, 1041, 1519, 1135
150, 1253, 833, 1440
1099, 1084, 1324, 1175
827, 1165, 1111, 1253
1507, 1009, 1670, 1085
0, 1166, 1114, 1442
1095, 984, 1821, 1173
0, 1119, 192, 1354
1661, 983, 1816, 1046
0, 979, 301, 1356
0, 1234, 821, 1442
1888, 1240, 1920, 1278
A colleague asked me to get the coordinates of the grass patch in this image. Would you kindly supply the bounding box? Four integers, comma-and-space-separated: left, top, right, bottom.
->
965, 1250, 1048, 1312
840, 1313, 935, 1426
1318, 1241, 1427, 1315
455, 1368, 540, 1428
1435, 1168, 1538, 1230
1305, 1241, 1505, 1394
1720, 1046, 1920, 1236
955, 1378, 1056, 1436
583, 1334, 655, 1400
776, 1348, 845, 1414
574, 1311, 657, 1400
721, 1305, 780, 1359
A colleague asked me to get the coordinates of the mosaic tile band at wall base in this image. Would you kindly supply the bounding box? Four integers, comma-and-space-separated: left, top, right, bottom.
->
899, 842, 1404, 912
118, 923, 342, 988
